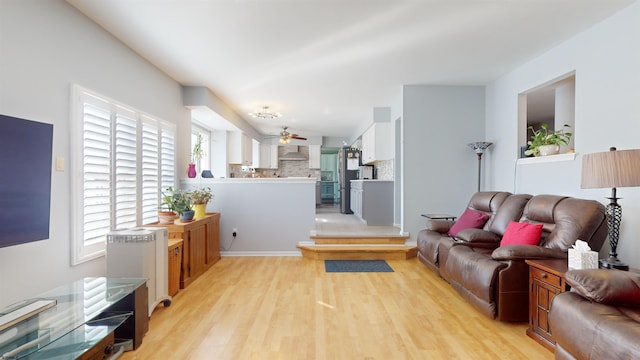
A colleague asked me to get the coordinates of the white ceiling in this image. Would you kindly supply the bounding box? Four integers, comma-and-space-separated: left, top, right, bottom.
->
66, 0, 634, 139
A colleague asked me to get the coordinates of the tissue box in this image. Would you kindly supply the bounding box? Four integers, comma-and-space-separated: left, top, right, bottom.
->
568, 248, 599, 269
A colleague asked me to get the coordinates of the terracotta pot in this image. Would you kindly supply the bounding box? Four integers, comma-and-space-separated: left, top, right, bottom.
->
158, 211, 177, 224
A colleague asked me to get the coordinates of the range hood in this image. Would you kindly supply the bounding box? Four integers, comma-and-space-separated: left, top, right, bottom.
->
280, 146, 308, 161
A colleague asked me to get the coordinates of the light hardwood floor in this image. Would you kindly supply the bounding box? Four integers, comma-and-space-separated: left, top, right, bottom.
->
122, 257, 553, 360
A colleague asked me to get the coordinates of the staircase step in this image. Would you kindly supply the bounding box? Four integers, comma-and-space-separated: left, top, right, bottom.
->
310, 235, 409, 245
297, 244, 418, 260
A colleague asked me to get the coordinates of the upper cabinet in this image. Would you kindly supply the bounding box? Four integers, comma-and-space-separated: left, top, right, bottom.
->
361, 123, 393, 164
228, 131, 253, 165
254, 143, 278, 169
308, 145, 321, 169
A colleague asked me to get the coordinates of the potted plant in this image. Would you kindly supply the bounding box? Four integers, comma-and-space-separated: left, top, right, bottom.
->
161, 186, 195, 222
189, 187, 213, 219
524, 123, 572, 157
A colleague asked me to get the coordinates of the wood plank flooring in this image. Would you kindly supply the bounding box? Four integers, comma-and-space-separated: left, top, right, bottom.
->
121, 257, 552, 360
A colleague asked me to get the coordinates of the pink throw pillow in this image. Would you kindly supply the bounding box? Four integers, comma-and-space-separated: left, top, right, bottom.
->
448, 208, 490, 237
500, 221, 543, 246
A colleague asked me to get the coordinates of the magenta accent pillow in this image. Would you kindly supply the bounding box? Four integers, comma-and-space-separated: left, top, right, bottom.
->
500, 221, 543, 246
448, 208, 490, 237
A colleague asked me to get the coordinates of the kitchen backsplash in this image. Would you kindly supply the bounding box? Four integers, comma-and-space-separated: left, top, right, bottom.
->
229, 145, 320, 179
375, 159, 394, 180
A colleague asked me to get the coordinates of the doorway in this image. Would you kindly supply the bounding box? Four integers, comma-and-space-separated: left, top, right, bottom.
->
318, 147, 340, 212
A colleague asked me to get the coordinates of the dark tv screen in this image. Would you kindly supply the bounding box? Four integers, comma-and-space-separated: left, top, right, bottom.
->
0, 114, 53, 248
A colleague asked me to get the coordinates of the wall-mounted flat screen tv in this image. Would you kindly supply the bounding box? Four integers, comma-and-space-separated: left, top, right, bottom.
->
0, 114, 53, 248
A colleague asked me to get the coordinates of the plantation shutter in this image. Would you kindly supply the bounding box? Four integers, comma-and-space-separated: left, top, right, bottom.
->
141, 117, 160, 225
160, 126, 176, 192
114, 110, 138, 230
82, 102, 112, 246
72, 85, 177, 264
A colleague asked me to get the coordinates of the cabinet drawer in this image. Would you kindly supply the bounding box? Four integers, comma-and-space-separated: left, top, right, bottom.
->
531, 267, 561, 288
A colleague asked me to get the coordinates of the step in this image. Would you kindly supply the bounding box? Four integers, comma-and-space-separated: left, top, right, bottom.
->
297, 244, 418, 260
309, 234, 409, 245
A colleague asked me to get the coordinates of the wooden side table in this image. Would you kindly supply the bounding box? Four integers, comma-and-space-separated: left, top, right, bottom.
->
525, 259, 569, 351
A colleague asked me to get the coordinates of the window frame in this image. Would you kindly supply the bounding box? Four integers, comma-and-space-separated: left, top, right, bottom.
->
70, 85, 176, 265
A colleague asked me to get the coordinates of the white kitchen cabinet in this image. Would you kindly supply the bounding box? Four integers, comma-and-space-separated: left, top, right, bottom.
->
228, 131, 253, 165
350, 180, 393, 226
308, 145, 321, 169
361, 123, 393, 164
258, 144, 278, 169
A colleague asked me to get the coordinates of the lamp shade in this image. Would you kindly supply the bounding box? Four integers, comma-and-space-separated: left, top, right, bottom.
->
581, 148, 640, 189
467, 141, 493, 154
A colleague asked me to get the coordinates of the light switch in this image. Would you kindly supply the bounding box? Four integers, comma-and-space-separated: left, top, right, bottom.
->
55, 157, 64, 171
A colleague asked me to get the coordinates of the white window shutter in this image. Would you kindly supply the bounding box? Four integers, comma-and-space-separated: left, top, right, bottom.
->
114, 113, 138, 230
82, 103, 112, 246
141, 118, 160, 225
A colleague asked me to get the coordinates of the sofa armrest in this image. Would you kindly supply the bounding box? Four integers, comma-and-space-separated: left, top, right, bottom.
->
491, 245, 566, 261
425, 219, 454, 233
452, 229, 501, 250
565, 269, 640, 307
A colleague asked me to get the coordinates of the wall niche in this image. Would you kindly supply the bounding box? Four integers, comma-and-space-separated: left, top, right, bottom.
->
518, 72, 576, 158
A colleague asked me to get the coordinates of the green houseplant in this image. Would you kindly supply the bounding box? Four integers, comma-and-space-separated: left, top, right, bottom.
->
524, 123, 572, 157
189, 187, 213, 219
161, 186, 194, 221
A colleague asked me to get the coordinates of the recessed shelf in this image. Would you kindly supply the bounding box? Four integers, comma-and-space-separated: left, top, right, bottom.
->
516, 152, 577, 165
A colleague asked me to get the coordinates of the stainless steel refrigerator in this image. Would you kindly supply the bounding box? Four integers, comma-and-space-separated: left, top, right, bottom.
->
338, 147, 361, 214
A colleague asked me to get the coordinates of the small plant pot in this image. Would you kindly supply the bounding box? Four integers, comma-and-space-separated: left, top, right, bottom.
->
538, 144, 560, 156
158, 211, 177, 225
192, 204, 207, 219
180, 210, 195, 221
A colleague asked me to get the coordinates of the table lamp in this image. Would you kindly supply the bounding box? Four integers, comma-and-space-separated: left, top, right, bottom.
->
581, 147, 640, 270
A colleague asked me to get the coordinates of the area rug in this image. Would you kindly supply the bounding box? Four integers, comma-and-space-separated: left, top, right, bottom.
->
324, 260, 394, 273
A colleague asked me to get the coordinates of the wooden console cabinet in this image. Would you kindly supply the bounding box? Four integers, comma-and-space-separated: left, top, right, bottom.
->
149, 213, 220, 289
525, 259, 569, 351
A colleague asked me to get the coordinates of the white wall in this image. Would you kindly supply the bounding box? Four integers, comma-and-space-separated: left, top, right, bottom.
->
486, 2, 640, 267
402, 85, 486, 244
0, 0, 188, 307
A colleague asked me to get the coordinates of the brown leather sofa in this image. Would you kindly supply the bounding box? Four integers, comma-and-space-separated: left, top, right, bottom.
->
549, 269, 640, 359
417, 192, 607, 322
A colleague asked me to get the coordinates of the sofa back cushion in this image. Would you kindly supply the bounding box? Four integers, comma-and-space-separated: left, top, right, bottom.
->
520, 195, 607, 251
488, 194, 532, 236
466, 191, 511, 231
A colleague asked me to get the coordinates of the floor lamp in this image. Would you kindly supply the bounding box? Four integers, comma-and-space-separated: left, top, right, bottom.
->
581, 147, 640, 270
467, 142, 493, 192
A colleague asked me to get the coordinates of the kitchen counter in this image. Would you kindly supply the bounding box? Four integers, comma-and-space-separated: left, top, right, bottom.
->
350, 180, 394, 225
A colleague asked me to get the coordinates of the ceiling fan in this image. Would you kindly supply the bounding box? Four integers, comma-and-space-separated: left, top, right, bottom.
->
277, 126, 307, 144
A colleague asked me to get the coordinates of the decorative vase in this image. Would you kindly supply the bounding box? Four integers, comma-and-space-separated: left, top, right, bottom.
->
180, 210, 195, 221
158, 211, 177, 225
538, 144, 560, 156
187, 163, 197, 178
192, 204, 206, 219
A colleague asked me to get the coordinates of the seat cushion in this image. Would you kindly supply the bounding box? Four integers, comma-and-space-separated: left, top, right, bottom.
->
449, 208, 490, 237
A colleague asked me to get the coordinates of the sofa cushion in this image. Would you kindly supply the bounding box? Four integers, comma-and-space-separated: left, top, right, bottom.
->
500, 221, 543, 246
565, 269, 640, 307
449, 208, 490, 237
